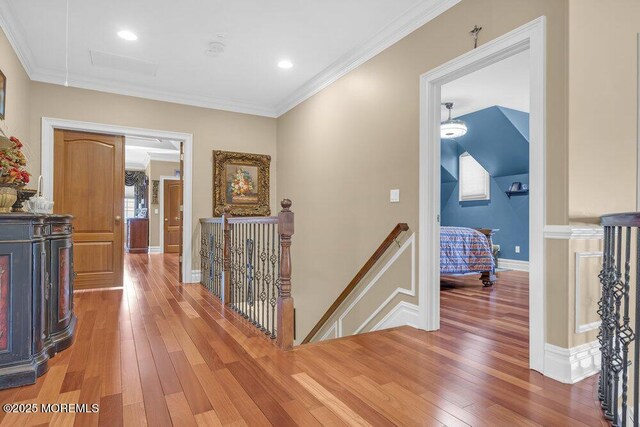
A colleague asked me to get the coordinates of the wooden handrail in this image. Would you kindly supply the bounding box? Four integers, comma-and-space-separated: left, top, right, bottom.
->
301, 223, 409, 344
601, 212, 640, 227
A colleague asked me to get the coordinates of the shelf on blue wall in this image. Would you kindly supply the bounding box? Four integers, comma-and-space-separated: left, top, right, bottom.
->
505, 189, 529, 199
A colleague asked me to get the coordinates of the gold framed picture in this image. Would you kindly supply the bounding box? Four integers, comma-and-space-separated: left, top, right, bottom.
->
213, 150, 270, 216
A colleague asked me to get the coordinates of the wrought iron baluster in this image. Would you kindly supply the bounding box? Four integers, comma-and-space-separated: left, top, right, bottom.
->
246, 235, 254, 308
260, 223, 267, 333
270, 223, 278, 338
611, 227, 624, 425
619, 226, 634, 426
635, 228, 640, 427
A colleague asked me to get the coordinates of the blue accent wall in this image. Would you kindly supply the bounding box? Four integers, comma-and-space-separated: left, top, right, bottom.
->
441, 106, 529, 261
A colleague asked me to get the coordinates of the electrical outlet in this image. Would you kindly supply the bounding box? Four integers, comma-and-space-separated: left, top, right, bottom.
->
390, 189, 400, 203
515, 246, 521, 254
154, 208, 159, 214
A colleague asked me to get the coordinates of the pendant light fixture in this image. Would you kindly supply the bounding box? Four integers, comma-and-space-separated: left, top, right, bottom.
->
441, 102, 467, 139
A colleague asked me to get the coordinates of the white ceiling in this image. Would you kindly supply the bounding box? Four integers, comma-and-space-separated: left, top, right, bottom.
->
0, 0, 459, 117
125, 136, 179, 170
441, 49, 530, 120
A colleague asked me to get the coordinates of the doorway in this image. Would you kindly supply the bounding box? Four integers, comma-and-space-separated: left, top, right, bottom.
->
53, 129, 125, 289
161, 177, 181, 253
418, 17, 546, 372
42, 118, 195, 284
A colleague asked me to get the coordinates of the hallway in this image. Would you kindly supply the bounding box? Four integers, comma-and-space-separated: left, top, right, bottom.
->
0, 255, 606, 426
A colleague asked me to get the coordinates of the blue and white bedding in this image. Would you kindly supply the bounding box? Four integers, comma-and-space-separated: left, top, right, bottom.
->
440, 226, 494, 275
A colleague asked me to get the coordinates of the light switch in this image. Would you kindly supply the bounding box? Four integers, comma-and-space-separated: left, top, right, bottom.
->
154, 208, 159, 214
390, 189, 400, 203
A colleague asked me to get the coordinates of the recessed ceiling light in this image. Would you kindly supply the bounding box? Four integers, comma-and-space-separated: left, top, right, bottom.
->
118, 30, 138, 41
278, 60, 293, 69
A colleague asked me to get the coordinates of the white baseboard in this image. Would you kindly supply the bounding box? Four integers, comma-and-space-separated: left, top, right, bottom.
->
371, 301, 420, 331
497, 258, 529, 272
544, 341, 600, 384
148, 246, 162, 253
190, 270, 202, 283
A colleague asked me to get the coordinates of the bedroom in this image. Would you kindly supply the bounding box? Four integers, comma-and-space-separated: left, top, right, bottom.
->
439, 49, 531, 363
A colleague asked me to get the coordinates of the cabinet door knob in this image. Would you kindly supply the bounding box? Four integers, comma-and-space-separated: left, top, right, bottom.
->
164, 218, 169, 222
115, 216, 121, 224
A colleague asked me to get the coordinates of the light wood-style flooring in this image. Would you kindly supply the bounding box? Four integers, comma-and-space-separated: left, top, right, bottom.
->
0, 255, 606, 426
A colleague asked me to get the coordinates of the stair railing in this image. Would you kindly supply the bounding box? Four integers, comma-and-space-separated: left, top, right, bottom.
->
200, 199, 294, 350
598, 213, 640, 426
302, 223, 409, 344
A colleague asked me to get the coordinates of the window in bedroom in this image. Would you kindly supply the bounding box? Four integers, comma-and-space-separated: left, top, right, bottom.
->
459, 152, 490, 201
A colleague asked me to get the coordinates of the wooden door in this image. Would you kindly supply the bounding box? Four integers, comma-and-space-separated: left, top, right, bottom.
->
179, 142, 184, 282
163, 180, 181, 254
54, 129, 124, 289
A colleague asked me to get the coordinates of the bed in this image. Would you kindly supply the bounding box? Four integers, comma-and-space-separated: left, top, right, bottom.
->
440, 226, 497, 287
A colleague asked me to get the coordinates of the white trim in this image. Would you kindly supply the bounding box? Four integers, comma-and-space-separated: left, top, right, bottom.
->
316, 233, 415, 341
0, 0, 459, 119
0, 2, 36, 77
41, 117, 195, 283
191, 270, 202, 283
575, 252, 603, 334
148, 152, 181, 163
148, 246, 162, 254
497, 258, 529, 272
320, 322, 338, 341
419, 17, 547, 373
544, 225, 604, 240
159, 175, 180, 254
350, 234, 416, 335
543, 342, 601, 384
371, 301, 420, 331
274, 0, 460, 116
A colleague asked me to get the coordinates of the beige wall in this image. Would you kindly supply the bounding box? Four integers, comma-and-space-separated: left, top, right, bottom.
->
564, 0, 640, 348
568, 0, 640, 221
146, 160, 180, 248
0, 28, 31, 173
28, 82, 278, 270
277, 0, 570, 344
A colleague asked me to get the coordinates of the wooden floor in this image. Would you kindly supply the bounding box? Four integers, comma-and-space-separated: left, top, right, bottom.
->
0, 256, 606, 426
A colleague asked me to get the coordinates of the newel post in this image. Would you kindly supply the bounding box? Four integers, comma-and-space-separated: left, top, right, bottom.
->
221, 206, 232, 305
277, 199, 294, 350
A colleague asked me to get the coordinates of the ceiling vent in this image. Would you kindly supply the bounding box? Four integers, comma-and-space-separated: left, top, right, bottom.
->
90, 50, 158, 76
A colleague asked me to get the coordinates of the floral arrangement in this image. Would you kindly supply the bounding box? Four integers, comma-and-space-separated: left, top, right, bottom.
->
0, 136, 30, 185
230, 168, 254, 197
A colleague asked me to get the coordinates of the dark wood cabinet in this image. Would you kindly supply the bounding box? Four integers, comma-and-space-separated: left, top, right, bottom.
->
126, 218, 148, 254
0, 214, 76, 389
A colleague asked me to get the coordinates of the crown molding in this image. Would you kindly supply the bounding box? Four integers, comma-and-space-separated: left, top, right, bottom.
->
0, 0, 459, 119
273, 0, 461, 116
29, 68, 279, 118
147, 151, 180, 163
0, 1, 37, 77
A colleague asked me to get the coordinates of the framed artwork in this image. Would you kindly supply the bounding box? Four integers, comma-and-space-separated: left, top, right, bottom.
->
151, 180, 159, 204
213, 150, 270, 216
0, 70, 6, 120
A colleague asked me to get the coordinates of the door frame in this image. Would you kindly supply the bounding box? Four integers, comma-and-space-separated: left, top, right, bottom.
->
41, 117, 196, 283
159, 175, 179, 254
418, 17, 546, 373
